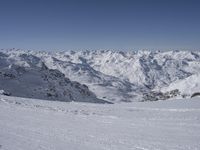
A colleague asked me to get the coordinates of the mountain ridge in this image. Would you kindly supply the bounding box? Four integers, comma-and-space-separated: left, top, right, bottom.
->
1, 49, 200, 102
0, 51, 110, 103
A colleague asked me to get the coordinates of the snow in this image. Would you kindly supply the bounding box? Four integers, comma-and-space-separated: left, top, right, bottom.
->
39, 50, 200, 100
1, 49, 200, 149
0, 95, 200, 150
162, 73, 200, 97
1, 49, 200, 102
0, 52, 109, 103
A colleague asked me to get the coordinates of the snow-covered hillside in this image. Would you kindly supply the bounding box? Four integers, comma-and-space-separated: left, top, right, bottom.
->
1, 49, 200, 102
0, 52, 109, 103
0, 95, 200, 150
162, 73, 200, 97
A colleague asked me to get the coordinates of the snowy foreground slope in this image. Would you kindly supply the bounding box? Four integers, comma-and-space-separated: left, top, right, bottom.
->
1, 95, 200, 150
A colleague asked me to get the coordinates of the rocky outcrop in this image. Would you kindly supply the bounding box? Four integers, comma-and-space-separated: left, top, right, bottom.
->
142, 89, 181, 101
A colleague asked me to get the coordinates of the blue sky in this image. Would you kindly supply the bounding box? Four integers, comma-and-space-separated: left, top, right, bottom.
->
0, 0, 200, 50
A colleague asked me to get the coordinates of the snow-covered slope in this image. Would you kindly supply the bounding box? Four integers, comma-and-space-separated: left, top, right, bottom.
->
40, 50, 200, 101
0, 52, 108, 103
0, 95, 200, 150
162, 73, 200, 97
1, 49, 200, 102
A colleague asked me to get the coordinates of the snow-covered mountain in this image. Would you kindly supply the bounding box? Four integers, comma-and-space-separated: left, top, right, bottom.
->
0, 52, 109, 103
1, 49, 200, 102
162, 73, 200, 98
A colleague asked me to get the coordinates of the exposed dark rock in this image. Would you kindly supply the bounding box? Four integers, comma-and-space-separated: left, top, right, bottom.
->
142, 89, 180, 101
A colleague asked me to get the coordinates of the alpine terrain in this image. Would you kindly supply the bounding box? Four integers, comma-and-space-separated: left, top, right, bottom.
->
0, 49, 200, 102
0, 49, 200, 150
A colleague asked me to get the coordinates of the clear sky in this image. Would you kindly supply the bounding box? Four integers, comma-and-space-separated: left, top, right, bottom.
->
0, 0, 200, 50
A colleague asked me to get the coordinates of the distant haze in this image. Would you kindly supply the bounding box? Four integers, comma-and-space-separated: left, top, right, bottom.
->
0, 0, 200, 50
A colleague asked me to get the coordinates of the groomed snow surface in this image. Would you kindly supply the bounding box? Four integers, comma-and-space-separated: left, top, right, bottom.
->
0, 95, 200, 150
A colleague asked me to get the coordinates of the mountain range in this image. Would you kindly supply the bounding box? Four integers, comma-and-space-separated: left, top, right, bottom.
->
0, 49, 200, 103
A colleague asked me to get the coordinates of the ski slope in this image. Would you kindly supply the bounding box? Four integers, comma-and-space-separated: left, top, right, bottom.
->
0, 95, 200, 150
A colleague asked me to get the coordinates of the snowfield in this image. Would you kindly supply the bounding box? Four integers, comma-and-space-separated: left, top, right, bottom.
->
1, 95, 200, 150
